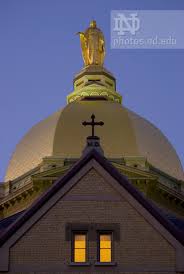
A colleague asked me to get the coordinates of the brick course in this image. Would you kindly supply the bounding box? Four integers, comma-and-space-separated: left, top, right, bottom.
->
3, 169, 176, 273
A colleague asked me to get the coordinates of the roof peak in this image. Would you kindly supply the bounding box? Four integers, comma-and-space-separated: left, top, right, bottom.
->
0, 148, 183, 248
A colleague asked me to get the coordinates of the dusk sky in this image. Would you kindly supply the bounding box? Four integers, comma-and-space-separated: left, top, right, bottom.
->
0, 0, 184, 181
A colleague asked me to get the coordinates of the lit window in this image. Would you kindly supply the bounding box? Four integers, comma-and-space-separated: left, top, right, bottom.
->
73, 233, 87, 263
99, 233, 112, 262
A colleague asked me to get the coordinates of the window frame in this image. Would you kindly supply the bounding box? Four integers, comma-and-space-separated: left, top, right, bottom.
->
97, 231, 113, 263
71, 231, 88, 264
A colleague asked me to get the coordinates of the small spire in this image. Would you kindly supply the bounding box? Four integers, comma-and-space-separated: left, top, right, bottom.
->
82, 114, 104, 156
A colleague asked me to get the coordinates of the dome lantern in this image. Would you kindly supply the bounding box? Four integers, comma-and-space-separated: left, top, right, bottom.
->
67, 21, 122, 104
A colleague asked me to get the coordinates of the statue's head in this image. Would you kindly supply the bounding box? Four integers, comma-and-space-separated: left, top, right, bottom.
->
90, 20, 97, 28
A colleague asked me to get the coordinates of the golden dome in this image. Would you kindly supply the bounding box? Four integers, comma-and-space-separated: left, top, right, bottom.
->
5, 100, 184, 181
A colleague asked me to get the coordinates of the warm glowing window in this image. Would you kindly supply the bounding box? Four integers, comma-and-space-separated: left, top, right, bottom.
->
73, 233, 87, 263
99, 233, 112, 262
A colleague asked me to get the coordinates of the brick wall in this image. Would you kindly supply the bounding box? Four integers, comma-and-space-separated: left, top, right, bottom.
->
6, 168, 176, 273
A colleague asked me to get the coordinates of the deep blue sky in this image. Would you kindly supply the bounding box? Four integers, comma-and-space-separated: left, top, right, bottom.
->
0, 0, 184, 181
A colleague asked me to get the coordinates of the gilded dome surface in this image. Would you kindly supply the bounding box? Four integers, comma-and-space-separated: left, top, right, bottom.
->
5, 100, 184, 181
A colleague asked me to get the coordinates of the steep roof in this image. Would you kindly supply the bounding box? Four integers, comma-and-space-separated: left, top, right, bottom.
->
0, 149, 183, 247
0, 211, 24, 235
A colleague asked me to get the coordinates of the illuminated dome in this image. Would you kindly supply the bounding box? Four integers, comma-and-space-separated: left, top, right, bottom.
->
4, 21, 184, 182
5, 99, 184, 181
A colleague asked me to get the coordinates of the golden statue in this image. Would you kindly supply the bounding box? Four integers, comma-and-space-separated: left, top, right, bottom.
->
77, 20, 105, 66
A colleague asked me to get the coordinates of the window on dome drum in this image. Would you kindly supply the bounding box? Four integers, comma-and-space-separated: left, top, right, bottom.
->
98, 232, 112, 263
72, 233, 87, 263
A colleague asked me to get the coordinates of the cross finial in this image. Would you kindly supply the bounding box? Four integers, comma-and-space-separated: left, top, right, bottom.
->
82, 114, 104, 137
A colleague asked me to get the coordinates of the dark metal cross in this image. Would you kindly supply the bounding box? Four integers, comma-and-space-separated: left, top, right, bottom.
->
82, 114, 104, 137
